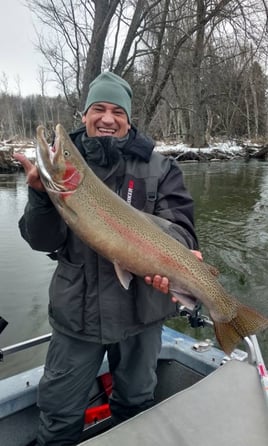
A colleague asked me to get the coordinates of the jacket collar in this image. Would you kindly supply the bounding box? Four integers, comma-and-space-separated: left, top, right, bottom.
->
69, 124, 155, 163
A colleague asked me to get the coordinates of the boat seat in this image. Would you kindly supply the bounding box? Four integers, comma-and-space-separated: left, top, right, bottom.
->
79, 359, 268, 446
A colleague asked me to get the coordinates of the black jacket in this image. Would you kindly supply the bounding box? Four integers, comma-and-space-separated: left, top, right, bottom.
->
19, 126, 198, 343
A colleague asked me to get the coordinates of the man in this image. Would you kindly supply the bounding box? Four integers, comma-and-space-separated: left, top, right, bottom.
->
15, 72, 200, 446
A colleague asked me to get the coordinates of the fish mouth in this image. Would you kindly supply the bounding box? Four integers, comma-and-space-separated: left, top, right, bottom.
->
36, 126, 55, 187
36, 125, 80, 195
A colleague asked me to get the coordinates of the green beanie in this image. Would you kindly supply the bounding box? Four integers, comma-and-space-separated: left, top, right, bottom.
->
83, 72, 132, 122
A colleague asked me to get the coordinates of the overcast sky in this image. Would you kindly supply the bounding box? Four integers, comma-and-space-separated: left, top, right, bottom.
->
1, 0, 57, 96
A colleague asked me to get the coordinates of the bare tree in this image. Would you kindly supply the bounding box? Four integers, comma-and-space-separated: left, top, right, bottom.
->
27, 0, 93, 110
188, 0, 207, 147
138, 0, 236, 133
113, 0, 149, 75
148, 0, 268, 143
0, 73, 17, 137
79, 0, 121, 109
25, 0, 268, 142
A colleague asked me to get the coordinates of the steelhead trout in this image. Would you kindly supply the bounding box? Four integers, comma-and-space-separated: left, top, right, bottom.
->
36, 124, 268, 355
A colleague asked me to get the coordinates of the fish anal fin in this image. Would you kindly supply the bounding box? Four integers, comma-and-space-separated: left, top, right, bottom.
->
213, 321, 242, 355
114, 261, 133, 290
213, 304, 268, 355
169, 288, 197, 311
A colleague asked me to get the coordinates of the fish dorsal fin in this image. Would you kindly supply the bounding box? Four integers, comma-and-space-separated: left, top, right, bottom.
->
114, 261, 133, 290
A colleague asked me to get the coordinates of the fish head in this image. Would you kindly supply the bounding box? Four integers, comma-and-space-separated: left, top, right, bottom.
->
36, 124, 85, 195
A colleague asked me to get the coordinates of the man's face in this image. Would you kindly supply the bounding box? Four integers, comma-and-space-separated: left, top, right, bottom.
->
82, 102, 130, 138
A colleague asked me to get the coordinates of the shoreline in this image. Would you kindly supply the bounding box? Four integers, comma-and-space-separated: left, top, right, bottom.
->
0, 141, 267, 173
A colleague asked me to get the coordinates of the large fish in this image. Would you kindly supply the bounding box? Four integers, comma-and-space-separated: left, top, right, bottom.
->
36, 124, 268, 355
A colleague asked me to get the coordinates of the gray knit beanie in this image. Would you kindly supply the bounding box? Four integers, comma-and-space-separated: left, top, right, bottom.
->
83, 72, 132, 122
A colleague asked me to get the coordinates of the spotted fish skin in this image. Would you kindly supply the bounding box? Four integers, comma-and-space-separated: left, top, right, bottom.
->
36, 124, 268, 355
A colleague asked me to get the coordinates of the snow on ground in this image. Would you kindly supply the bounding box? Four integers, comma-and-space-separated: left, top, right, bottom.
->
17, 147, 36, 159
0, 138, 258, 162
155, 140, 244, 155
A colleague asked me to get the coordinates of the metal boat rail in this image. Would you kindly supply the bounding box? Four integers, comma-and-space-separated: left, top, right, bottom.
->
0, 333, 52, 361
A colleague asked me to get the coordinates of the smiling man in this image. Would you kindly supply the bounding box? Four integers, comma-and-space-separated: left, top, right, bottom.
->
82, 72, 131, 138
83, 102, 130, 137
17, 71, 200, 445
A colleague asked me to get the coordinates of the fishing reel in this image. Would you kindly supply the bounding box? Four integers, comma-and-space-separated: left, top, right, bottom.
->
177, 302, 212, 328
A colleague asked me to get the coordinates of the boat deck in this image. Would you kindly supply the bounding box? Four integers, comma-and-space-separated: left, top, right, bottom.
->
79, 359, 268, 446
1, 327, 267, 446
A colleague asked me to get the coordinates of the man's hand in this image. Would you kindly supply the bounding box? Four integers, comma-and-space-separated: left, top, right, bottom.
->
144, 250, 203, 297
191, 250, 203, 262
144, 275, 169, 293
13, 153, 45, 191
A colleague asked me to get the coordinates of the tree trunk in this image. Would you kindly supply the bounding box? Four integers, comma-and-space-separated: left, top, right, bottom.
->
249, 66, 259, 139
142, 0, 233, 132
188, 0, 207, 147
79, 0, 120, 110
114, 0, 145, 75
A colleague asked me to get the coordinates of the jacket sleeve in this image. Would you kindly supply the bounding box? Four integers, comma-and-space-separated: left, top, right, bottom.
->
19, 187, 67, 252
155, 157, 199, 250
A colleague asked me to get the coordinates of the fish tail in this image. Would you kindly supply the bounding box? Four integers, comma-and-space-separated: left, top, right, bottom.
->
213, 304, 268, 355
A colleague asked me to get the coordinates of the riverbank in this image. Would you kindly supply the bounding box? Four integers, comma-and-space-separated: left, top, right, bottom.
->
0, 138, 267, 173
0, 140, 35, 173
155, 140, 268, 162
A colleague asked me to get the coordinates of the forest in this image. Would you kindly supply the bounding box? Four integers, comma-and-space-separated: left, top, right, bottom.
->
1, 0, 268, 147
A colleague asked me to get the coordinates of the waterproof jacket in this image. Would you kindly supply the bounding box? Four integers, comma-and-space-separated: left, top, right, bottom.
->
19, 125, 198, 344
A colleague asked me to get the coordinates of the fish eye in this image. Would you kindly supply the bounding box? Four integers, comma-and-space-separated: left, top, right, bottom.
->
63, 149, 70, 158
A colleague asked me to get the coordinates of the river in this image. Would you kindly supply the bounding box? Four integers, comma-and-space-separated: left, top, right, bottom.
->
0, 160, 268, 379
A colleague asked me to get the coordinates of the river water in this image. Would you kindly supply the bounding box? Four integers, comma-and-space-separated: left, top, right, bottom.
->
0, 160, 268, 379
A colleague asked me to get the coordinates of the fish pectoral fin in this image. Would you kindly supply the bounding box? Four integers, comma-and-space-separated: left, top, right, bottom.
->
169, 288, 198, 311
114, 261, 133, 290
53, 199, 78, 225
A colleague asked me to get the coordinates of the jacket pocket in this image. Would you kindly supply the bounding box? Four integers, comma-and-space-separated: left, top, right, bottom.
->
49, 257, 85, 332
134, 279, 177, 325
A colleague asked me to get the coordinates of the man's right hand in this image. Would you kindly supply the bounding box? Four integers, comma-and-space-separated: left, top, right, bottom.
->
144, 251, 203, 298
13, 153, 46, 192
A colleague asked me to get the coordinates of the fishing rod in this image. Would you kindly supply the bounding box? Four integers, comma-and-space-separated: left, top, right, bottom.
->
0, 304, 208, 361
248, 334, 268, 407
0, 333, 51, 361
178, 304, 268, 406
0, 306, 208, 362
